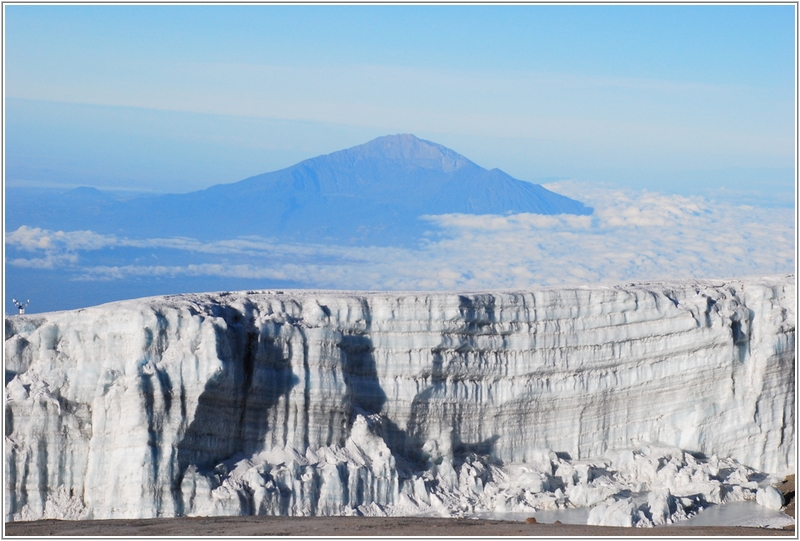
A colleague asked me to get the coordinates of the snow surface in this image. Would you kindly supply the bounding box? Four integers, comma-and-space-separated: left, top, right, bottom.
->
4, 275, 795, 526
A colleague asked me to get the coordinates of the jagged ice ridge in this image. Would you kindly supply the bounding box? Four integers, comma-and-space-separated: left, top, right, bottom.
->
4, 275, 795, 526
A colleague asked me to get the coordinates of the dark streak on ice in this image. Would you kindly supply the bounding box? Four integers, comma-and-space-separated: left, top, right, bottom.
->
172, 303, 299, 516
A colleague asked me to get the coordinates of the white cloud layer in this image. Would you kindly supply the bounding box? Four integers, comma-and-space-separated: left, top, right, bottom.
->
6, 183, 794, 291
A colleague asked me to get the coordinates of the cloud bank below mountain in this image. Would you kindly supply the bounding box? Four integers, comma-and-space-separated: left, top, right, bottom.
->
6, 180, 793, 313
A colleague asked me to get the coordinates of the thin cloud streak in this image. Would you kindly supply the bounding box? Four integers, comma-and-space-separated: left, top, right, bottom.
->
8, 62, 791, 165
5, 227, 397, 261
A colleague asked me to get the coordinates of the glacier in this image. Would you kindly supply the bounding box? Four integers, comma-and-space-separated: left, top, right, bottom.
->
4, 275, 795, 526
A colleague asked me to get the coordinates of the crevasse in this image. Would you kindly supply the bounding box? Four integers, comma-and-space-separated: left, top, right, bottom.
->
4, 275, 795, 525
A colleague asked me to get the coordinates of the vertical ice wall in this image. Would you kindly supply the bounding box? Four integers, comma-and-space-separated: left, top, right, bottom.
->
4, 275, 794, 521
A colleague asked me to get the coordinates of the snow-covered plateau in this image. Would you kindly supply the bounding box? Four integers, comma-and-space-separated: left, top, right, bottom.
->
4, 275, 795, 526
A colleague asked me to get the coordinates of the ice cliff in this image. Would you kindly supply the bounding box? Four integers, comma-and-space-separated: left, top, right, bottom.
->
4, 275, 795, 525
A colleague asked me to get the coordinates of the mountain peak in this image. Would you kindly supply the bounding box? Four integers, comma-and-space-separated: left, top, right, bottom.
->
9, 135, 592, 250
345, 134, 475, 173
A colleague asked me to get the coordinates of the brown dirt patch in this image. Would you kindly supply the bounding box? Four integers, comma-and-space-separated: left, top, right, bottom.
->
4, 515, 795, 537
778, 474, 795, 519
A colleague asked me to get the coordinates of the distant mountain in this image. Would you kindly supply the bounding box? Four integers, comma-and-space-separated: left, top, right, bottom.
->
6, 134, 592, 246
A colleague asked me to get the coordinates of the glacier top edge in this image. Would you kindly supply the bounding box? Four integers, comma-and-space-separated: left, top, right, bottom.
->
6, 273, 794, 318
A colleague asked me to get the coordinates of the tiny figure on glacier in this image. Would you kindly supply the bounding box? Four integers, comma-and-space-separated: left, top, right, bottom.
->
12, 299, 29, 314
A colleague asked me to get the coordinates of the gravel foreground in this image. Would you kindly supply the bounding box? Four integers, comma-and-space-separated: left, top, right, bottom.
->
4, 515, 795, 537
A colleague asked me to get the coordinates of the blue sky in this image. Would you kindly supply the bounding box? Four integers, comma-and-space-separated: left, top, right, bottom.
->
4, 4, 797, 314
4, 4, 796, 201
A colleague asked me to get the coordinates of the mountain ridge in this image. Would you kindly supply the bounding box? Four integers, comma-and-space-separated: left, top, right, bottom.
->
6, 134, 592, 246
